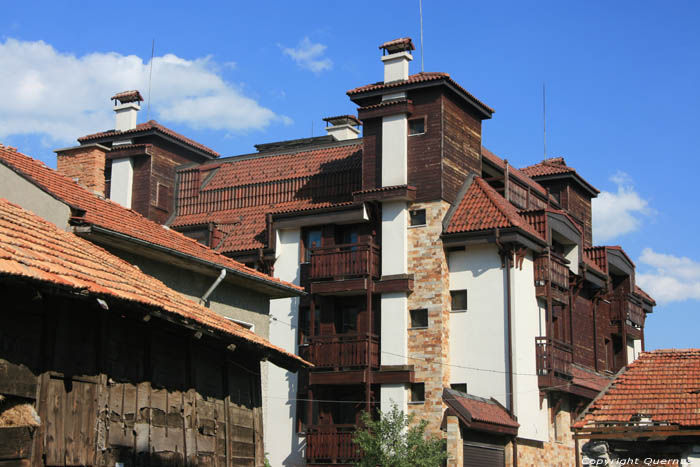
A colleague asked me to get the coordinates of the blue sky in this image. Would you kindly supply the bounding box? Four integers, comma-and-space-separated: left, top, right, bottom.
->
2, 1, 698, 349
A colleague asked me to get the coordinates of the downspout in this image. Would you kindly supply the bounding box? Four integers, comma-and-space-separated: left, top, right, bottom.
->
496, 229, 518, 467
200, 268, 227, 305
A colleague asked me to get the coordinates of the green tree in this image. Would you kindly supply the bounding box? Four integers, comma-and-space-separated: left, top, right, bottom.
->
352, 404, 447, 467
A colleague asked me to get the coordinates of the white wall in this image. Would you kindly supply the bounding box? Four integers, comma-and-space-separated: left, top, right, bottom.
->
110, 157, 133, 208
627, 338, 642, 363
267, 228, 303, 467
381, 201, 408, 275
381, 114, 408, 187
448, 245, 509, 406
511, 253, 549, 442
565, 244, 579, 276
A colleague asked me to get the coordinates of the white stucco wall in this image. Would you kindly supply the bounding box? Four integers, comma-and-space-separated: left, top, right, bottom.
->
110, 157, 133, 208
381, 114, 407, 187
381, 201, 408, 275
511, 253, 549, 442
267, 228, 303, 467
381, 383, 408, 415
627, 338, 642, 363
448, 245, 509, 406
565, 244, 579, 275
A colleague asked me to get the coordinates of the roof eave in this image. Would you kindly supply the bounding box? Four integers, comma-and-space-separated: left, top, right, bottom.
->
442, 226, 547, 252
529, 172, 600, 197
80, 128, 218, 160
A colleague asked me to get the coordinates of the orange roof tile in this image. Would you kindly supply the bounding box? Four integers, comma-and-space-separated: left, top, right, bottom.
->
444, 177, 544, 241
0, 198, 309, 371
520, 157, 600, 194
575, 349, 700, 429
481, 147, 548, 197
78, 120, 219, 158
0, 146, 302, 295
443, 388, 519, 431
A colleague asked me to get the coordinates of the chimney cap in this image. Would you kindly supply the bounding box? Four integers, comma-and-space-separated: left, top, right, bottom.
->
111, 90, 144, 104
379, 37, 415, 54
323, 115, 361, 127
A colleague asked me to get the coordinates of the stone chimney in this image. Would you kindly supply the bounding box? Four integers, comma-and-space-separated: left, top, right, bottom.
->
55, 144, 109, 197
379, 38, 414, 83
112, 90, 143, 132
323, 115, 361, 141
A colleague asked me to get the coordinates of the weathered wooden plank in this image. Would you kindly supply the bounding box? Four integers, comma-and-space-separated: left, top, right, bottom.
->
45, 377, 64, 465
0, 361, 38, 400
0, 427, 33, 460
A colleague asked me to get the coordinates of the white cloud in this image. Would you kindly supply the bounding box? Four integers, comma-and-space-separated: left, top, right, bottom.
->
0, 38, 287, 143
637, 248, 700, 304
592, 171, 653, 243
282, 37, 333, 73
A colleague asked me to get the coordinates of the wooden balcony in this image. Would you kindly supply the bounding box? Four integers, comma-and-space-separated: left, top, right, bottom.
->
534, 253, 570, 304
535, 337, 573, 386
306, 425, 360, 463
611, 295, 645, 333
300, 333, 379, 370
310, 242, 380, 281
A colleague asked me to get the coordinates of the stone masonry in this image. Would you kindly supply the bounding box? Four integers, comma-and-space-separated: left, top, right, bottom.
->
56, 145, 107, 196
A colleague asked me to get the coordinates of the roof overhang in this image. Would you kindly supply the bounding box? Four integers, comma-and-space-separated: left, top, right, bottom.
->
442, 226, 547, 253
271, 203, 369, 230
73, 224, 303, 299
607, 248, 634, 277
530, 172, 599, 197
548, 211, 581, 246
81, 128, 217, 160
583, 266, 608, 289
442, 388, 518, 436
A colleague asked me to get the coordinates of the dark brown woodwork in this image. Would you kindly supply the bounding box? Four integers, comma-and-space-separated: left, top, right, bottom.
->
301, 333, 379, 370
305, 425, 360, 463
535, 337, 574, 382
309, 242, 380, 281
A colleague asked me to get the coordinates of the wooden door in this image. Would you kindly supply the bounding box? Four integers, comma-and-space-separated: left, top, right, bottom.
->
45, 375, 98, 466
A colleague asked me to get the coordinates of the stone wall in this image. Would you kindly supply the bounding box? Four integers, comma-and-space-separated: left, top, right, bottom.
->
406, 200, 451, 436
515, 396, 577, 466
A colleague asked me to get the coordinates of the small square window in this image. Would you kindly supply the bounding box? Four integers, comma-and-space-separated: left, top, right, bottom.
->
409, 209, 426, 226
410, 383, 425, 403
409, 118, 425, 135
451, 383, 467, 393
410, 309, 428, 329
451, 290, 467, 311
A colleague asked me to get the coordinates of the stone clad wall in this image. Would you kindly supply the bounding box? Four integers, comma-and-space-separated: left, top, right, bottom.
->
406, 200, 451, 436
515, 398, 577, 467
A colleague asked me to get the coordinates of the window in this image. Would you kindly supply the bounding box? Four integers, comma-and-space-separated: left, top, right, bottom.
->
302, 229, 322, 263
104, 160, 112, 198
410, 383, 425, 403
451, 290, 468, 311
409, 309, 428, 329
409, 209, 426, 226
450, 383, 467, 393
156, 182, 171, 210
409, 117, 425, 135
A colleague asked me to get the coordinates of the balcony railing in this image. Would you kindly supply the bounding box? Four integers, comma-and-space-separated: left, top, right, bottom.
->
300, 333, 379, 369
534, 253, 569, 290
306, 425, 360, 462
611, 295, 645, 329
310, 242, 380, 280
535, 337, 573, 378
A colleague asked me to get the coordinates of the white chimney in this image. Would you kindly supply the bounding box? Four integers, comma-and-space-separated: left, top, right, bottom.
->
379, 38, 414, 83
111, 90, 143, 132
323, 115, 361, 141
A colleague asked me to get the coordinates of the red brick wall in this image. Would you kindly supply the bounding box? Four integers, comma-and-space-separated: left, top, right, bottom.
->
56, 146, 107, 197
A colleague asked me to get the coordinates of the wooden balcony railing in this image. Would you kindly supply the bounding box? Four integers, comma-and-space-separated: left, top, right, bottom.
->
611, 295, 645, 329
310, 242, 380, 280
534, 253, 569, 290
300, 333, 379, 369
535, 337, 573, 378
306, 425, 360, 461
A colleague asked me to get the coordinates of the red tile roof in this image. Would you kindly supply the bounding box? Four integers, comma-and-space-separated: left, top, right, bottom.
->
584, 245, 636, 274
172, 142, 362, 252
111, 90, 143, 103
635, 285, 656, 306
0, 146, 302, 295
481, 147, 548, 197
0, 198, 309, 371
444, 177, 543, 241
347, 72, 494, 116
379, 37, 415, 52
575, 349, 700, 429
78, 120, 219, 158
443, 388, 519, 432
520, 157, 600, 194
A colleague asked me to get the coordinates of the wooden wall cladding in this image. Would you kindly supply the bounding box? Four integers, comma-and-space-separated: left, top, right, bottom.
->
0, 283, 263, 467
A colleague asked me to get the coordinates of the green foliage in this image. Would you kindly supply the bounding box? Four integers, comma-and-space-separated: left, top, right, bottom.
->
352, 404, 447, 467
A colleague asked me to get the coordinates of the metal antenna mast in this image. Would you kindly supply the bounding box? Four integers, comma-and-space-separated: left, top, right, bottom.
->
542, 82, 547, 159
147, 39, 155, 120
419, 0, 425, 72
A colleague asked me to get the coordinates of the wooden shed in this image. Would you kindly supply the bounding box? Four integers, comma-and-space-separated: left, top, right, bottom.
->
0, 198, 309, 466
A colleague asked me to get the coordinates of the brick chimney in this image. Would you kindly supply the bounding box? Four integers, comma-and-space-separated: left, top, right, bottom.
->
323, 115, 361, 141
55, 144, 109, 197
112, 90, 143, 133
379, 38, 414, 83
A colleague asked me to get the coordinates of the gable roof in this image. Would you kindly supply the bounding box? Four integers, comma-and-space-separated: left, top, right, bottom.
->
444, 176, 543, 241
0, 146, 303, 296
77, 120, 219, 158
443, 388, 519, 435
575, 349, 700, 431
520, 157, 600, 195
172, 141, 362, 253
0, 198, 309, 371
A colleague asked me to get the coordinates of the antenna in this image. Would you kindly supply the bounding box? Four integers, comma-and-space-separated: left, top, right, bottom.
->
419, 0, 425, 72
542, 82, 547, 159
147, 39, 155, 120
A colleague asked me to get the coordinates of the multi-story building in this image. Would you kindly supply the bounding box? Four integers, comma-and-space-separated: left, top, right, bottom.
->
53, 37, 655, 466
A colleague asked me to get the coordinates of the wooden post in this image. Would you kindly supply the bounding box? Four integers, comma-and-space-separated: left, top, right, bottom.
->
365, 287, 372, 414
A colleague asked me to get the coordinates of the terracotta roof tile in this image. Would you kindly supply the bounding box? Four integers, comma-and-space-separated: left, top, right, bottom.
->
520, 157, 600, 194
445, 177, 543, 240
575, 349, 700, 429
379, 37, 415, 52
78, 120, 219, 157
0, 198, 309, 370
443, 388, 519, 430
0, 147, 302, 295
111, 90, 143, 103
347, 72, 494, 115
481, 147, 548, 197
